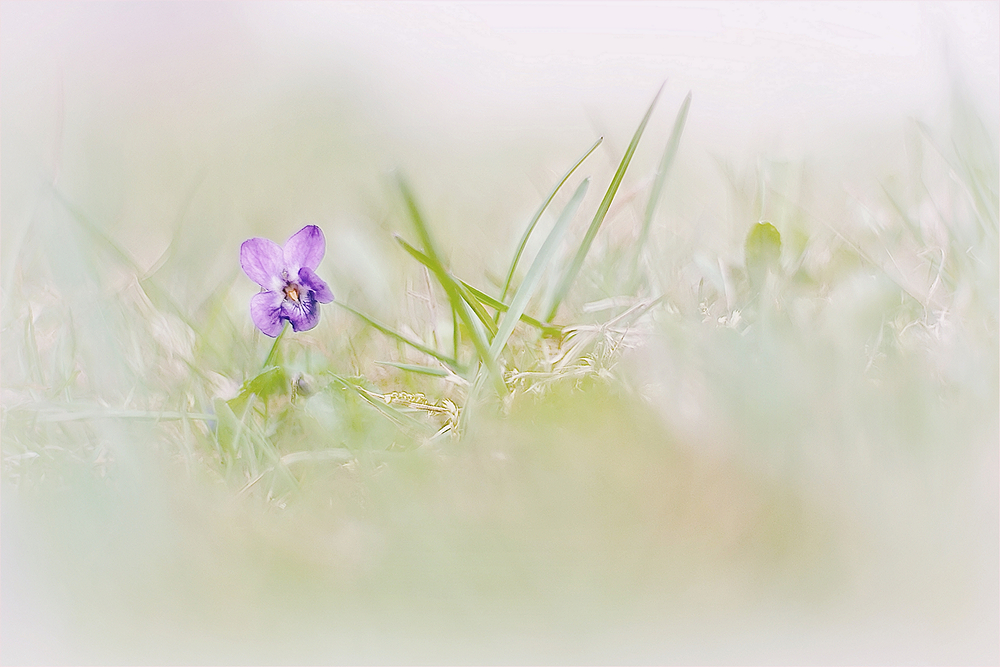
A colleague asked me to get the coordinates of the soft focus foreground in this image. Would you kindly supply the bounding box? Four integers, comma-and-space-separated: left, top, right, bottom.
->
2, 3, 998, 664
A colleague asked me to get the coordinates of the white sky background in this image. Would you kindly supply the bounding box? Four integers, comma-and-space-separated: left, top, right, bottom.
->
2, 1, 998, 269
5, 1, 998, 154
247, 1, 999, 150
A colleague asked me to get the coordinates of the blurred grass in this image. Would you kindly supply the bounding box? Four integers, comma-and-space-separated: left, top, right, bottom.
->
2, 66, 998, 665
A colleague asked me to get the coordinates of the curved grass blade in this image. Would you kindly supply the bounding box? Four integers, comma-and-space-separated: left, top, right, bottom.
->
394, 234, 498, 339
461, 282, 561, 336
501, 136, 604, 302
395, 235, 560, 336
638, 91, 691, 251
397, 177, 505, 394
489, 178, 589, 364
375, 360, 451, 378
337, 301, 463, 372
545, 83, 665, 322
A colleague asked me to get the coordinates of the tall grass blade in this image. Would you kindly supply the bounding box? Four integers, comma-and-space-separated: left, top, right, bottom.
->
545, 83, 665, 322
638, 91, 691, 251
489, 178, 589, 364
395, 235, 559, 335
500, 136, 603, 302
395, 235, 498, 338
397, 177, 505, 394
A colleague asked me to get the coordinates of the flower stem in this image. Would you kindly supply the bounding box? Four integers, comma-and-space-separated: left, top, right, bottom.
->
263, 323, 287, 369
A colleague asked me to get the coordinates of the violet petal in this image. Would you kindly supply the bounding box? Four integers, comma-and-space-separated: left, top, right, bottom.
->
282, 290, 321, 332
284, 225, 325, 272
298, 267, 334, 303
250, 290, 286, 337
240, 238, 285, 290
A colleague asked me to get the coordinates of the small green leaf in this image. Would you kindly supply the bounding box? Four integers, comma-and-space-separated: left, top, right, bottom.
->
745, 221, 782, 282
228, 366, 288, 415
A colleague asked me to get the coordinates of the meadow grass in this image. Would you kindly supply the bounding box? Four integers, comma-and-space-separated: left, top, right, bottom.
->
2, 81, 998, 664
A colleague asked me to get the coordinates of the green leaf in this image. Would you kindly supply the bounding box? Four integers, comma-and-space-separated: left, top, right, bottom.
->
228, 365, 288, 415
501, 136, 603, 302
745, 221, 782, 283
546, 83, 665, 322
490, 178, 589, 364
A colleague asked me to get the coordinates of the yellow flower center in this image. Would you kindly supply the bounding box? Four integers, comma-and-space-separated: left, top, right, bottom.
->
284, 284, 300, 303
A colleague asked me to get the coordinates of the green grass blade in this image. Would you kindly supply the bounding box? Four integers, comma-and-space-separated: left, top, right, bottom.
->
337, 301, 463, 372
395, 235, 561, 336
375, 360, 451, 378
638, 91, 691, 251
489, 178, 589, 364
461, 282, 561, 336
545, 83, 665, 322
501, 136, 604, 302
12, 404, 216, 423
395, 235, 498, 339
397, 177, 505, 394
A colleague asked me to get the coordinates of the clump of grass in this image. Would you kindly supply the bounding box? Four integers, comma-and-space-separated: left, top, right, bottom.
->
2, 81, 997, 664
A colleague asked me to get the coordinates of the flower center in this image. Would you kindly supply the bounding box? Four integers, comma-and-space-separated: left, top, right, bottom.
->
284, 283, 301, 303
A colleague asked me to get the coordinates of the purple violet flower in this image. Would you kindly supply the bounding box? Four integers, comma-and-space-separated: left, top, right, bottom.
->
240, 225, 334, 337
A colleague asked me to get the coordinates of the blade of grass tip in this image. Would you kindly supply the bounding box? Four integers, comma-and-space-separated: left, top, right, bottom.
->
545, 82, 665, 322
489, 178, 589, 365
638, 91, 691, 252
337, 301, 463, 373
501, 136, 604, 303
395, 234, 498, 339
397, 177, 504, 394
